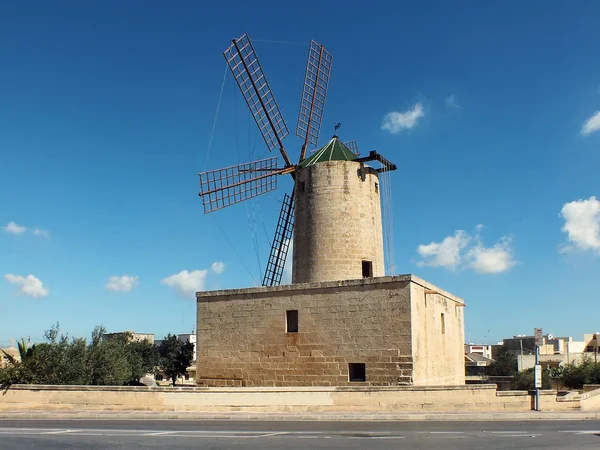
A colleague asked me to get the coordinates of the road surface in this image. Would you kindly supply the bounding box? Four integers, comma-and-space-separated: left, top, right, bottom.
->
1, 419, 599, 449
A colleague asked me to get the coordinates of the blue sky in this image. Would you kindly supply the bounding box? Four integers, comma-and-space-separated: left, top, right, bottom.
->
1, 1, 599, 346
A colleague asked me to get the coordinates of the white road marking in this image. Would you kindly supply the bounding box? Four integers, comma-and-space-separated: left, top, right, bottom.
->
258, 432, 289, 437
44, 430, 77, 435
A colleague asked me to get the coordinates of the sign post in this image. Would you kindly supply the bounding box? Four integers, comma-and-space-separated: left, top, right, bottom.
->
534, 328, 543, 411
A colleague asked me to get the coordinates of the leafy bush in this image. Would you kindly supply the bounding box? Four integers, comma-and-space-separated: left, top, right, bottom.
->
0, 323, 182, 387
512, 367, 551, 390
560, 358, 600, 389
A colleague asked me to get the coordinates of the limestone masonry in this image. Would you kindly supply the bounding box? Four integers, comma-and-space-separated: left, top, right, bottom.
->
293, 160, 384, 284
196, 275, 465, 387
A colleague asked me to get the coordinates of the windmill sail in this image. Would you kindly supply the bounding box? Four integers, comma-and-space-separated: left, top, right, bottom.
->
344, 140, 360, 157
296, 40, 333, 161
198, 157, 281, 213
224, 33, 292, 166
262, 193, 294, 286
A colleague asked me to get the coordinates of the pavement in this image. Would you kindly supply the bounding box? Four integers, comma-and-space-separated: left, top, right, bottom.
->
1, 409, 600, 421
1, 419, 600, 449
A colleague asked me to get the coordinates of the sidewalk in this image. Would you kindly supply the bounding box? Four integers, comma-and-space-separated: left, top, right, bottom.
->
1, 409, 599, 421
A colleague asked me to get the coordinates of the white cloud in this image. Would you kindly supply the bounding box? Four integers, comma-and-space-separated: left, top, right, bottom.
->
4, 273, 49, 298
3, 222, 50, 237
105, 275, 139, 292
211, 262, 225, 274
381, 102, 424, 133
560, 196, 600, 253
445, 94, 460, 108
3, 222, 27, 235
465, 236, 517, 274
581, 111, 600, 136
161, 269, 209, 298
416, 225, 517, 274
417, 230, 470, 270
33, 228, 50, 237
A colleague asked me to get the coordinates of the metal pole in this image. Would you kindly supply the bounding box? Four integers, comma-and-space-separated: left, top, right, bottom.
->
535, 345, 540, 411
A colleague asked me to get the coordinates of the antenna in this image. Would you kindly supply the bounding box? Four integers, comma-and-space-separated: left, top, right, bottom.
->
296, 40, 333, 162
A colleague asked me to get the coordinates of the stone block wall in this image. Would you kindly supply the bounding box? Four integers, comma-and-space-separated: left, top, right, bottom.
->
410, 280, 466, 385
0, 384, 581, 413
196, 277, 415, 386
292, 160, 384, 284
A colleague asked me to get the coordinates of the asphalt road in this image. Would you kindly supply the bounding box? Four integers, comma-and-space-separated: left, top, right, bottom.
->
0, 419, 599, 449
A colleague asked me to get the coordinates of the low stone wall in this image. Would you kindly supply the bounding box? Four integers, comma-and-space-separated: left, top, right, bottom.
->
580, 388, 600, 411
0, 384, 581, 412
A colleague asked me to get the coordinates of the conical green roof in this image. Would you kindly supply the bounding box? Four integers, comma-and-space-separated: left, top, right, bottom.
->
299, 136, 356, 167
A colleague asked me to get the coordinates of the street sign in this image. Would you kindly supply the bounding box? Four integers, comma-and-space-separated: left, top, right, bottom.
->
534, 364, 542, 388
534, 328, 543, 347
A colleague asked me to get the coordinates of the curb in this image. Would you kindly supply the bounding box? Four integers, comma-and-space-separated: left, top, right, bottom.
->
1, 410, 600, 421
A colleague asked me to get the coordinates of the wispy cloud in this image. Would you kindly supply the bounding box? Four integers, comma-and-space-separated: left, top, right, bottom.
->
32, 228, 50, 238
581, 111, 600, 136
417, 230, 470, 270
445, 94, 460, 108
3, 222, 50, 237
3, 222, 27, 235
4, 273, 49, 298
211, 262, 225, 274
559, 196, 600, 254
381, 102, 424, 133
161, 270, 208, 298
416, 225, 517, 274
161, 261, 227, 298
105, 275, 139, 292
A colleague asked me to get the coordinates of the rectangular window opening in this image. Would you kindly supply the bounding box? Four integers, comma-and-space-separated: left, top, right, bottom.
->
374, 182, 379, 193
298, 181, 306, 192
286, 310, 298, 333
441, 313, 446, 335
362, 260, 373, 278
348, 363, 366, 382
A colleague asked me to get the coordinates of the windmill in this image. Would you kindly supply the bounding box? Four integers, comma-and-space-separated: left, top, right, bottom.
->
198, 33, 397, 287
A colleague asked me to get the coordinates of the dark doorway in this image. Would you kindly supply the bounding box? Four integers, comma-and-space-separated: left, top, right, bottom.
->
362, 260, 373, 278
348, 363, 366, 382
286, 310, 298, 333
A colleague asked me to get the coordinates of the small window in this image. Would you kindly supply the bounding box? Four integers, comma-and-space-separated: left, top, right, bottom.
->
374, 182, 379, 193
286, 310, 298, 333
441, 313, 446, 335
362, 260, 373, 278
298, 181, 305, 192
348, 363, 366, 382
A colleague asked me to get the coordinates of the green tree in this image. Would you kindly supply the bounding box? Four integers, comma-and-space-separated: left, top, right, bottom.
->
487, 347, 518, 376
127, 339, 160, 385
87, 326, 131, 386
158, 334, 194, 386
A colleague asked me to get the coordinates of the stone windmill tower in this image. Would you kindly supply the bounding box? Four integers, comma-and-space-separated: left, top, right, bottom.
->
198, 33, 397, 285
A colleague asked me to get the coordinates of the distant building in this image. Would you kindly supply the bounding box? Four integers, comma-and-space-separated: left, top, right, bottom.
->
504, 332, 600, 370
177, 333, 197, 363
465, 352, 494, 377
103, 331, 154, 344
464, 344, 493, 360
0, 343, 20, 368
